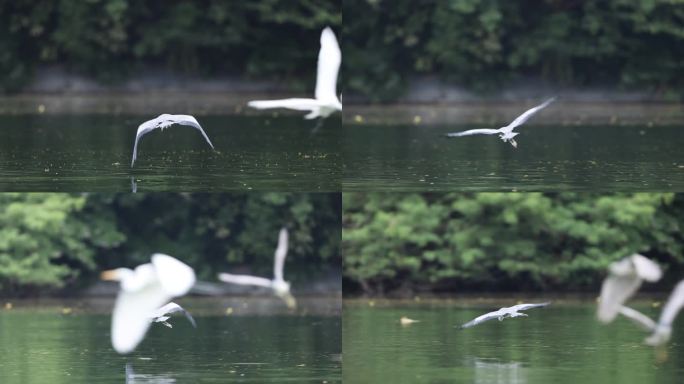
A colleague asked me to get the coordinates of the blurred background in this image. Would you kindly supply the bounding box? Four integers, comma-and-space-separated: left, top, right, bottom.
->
343, 192, 684, 295
0, 192, 341, 297
344, 0, 684, 102
1, 0, 341, 95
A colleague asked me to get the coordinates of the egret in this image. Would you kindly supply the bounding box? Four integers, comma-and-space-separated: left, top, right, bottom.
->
218, 228, 296, 308
613, 280, 684, 346
458, 302, 551, 329
597, 253, 662, 323
446, 97, 556, 148
131, 114, 214, 167
151, 302, 197, 329
248, 27, 342, 121
101, 253, 196, 354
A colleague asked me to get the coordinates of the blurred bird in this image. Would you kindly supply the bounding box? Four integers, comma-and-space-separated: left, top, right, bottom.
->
459, 302, 551, 329
400, 316, 420, 326
218, 228, 296, 308
101, 253, 196, 354
248, 27, 342, 121
597, 253, 662, 323
151, 302, 197, 329
615, 280, 684, 346
131, 114, 214, 166
446, 97, 556, 148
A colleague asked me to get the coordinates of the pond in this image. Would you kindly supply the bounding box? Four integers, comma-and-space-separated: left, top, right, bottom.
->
0, 115, 340, 192
342, 124, 684, 191
0, 298, 341, 383
343, 298, 684, 384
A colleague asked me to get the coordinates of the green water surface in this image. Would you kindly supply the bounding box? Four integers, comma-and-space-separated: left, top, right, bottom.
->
343, 299, 684, 384
343, 124, 684, 191
0, 115, 340, 191
0, 299, 341, 383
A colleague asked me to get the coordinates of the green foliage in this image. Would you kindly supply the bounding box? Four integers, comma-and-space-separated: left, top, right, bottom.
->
343, 193, 684, 294
344, 0, 684, 101
0, 193, 340, 295
90, 193, 341, 281
0, 193, 125, 292
0, 0, 341, 90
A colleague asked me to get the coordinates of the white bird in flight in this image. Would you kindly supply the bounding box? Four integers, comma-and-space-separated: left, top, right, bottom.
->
131, 114, 214, 167
101, 253, 196, 354
218, 228, 296, 309
459, 302, 551, 329
609, 281, 684, 346
446, 97, 556, 148
597, 253, 662, 323
248, 27, 342, 120
151, 302, 197, 329
597, 254, 684, 346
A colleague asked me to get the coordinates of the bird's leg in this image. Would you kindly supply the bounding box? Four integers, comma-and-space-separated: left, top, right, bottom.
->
162, 321, 173, 328
509, 139, 518, 148
310, 118, 324, 135
498, 316, 504, 321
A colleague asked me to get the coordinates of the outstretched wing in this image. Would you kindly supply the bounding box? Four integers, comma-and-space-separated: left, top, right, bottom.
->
218, 273, 273, 288
459, 311, 500, 329
248, 98, 322, 112
657, 280, 684, 328
131, 117, 161, 166
166, 114, 214, 150
598, 254, 662, 323
315, 27, 341, 103
501, 97, 556, 133
510, 302, 551, 312
273, 228, 289, 282
130, 114, 214, 167
597, 274, 642, 323
446, 129, 500, 137
618, 306, 656, 331
152, 302, 197, 328
631, 253, 662, 282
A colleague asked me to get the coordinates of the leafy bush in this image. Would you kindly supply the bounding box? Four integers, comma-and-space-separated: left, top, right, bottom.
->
0, 193, 124, 293
344, 0, 684, 101
343, 193, 684, 294
0, 193, 340, 295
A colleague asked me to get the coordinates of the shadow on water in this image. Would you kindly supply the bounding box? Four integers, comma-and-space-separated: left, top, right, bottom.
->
0, 297, 341, 383
343, 124, 684, 191
0, 115, 341, 191
343, 298, 684, 383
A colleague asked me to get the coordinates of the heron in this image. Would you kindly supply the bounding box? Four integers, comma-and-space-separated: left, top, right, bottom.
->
218, 228, 296, 309
446, 97, 556, 148
597, 253, 662, 323
151, 302, 197, 329
101, 253, 196, 354
247, 27, 342, 121
131, 114, 214, 167
458, 302, 551, 329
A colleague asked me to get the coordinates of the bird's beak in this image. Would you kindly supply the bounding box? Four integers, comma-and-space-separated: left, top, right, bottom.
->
100, 269, 118, 281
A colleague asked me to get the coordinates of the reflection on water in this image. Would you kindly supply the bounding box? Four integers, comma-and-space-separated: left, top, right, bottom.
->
471, 358, 526, 384
343, 299, 684, 384
0, 298, 341, 383
0, 115, 340, 191
343, 124, 684, 191
126, 363, 176, 384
